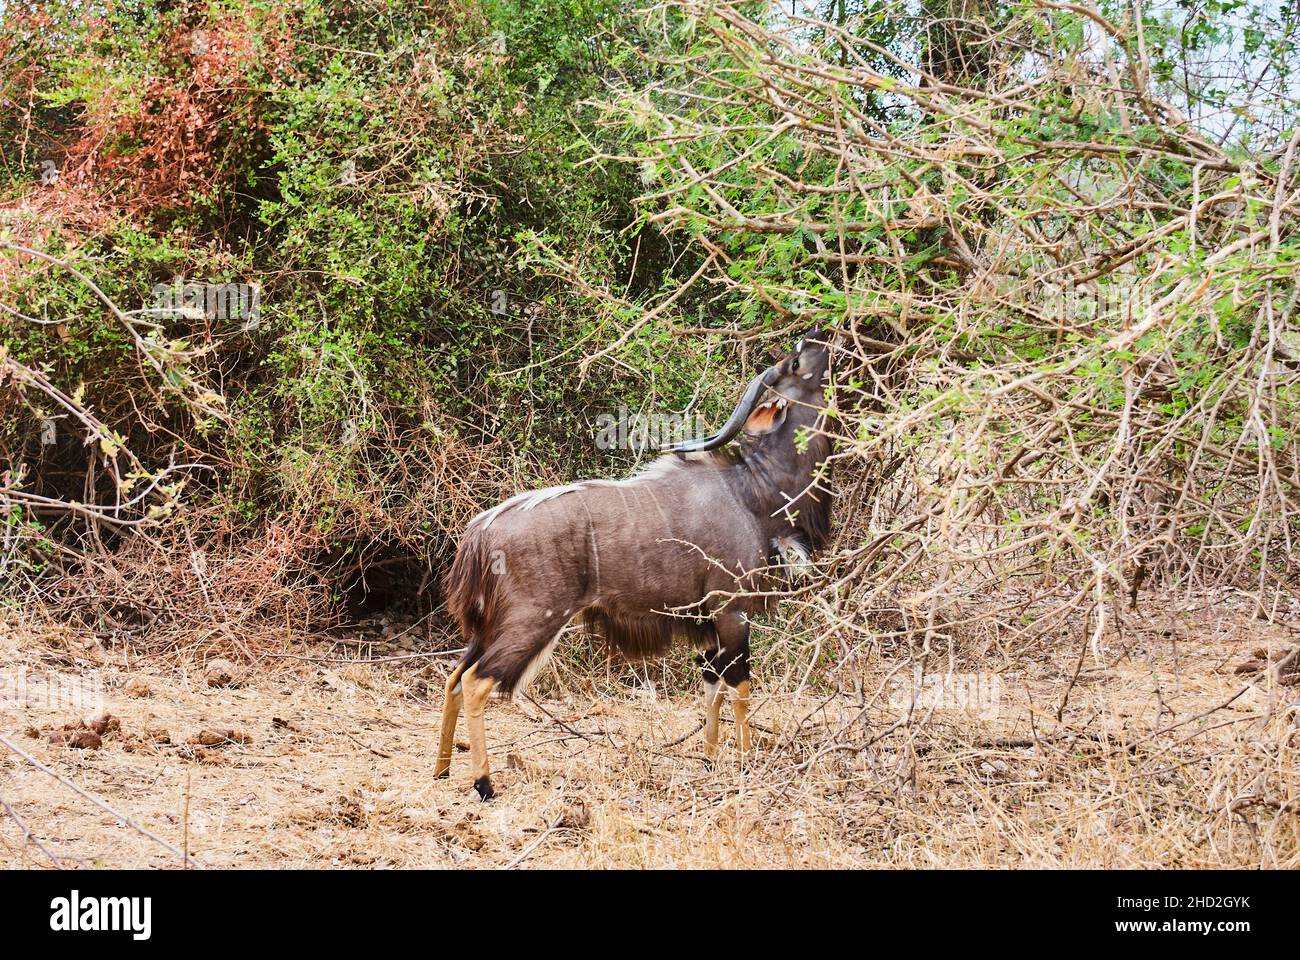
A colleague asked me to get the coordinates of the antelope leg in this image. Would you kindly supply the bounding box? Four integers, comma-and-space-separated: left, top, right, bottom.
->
433, 662, 466, 778
733, 679, 752, 756
703, 679, 724, 760
462, 665, 497, 800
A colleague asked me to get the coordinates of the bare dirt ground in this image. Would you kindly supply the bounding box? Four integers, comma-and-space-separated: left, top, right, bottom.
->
2, 592, 1298, 869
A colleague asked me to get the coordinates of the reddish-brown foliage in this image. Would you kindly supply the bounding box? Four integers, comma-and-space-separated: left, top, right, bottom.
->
62, 9, 298, 218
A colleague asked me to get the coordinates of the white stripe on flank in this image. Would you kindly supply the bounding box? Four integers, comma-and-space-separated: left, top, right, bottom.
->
469, 456, 694, 530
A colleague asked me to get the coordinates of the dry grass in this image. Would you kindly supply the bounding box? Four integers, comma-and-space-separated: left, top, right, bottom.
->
1, 594, 1297, 869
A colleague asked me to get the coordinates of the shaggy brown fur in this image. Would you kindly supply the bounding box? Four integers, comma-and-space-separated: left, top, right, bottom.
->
443, 332, 835, 699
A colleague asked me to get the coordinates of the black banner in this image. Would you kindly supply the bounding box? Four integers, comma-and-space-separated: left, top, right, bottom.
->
0, 869, 1277, 946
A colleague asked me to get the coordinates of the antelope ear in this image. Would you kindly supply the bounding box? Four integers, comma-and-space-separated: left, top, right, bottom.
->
744, 401, 787, 435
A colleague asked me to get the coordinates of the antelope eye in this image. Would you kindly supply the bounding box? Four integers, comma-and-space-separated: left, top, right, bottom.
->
791, 354, 801, 373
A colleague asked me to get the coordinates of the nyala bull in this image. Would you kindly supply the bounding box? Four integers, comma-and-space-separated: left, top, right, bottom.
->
437, 332, 835, 798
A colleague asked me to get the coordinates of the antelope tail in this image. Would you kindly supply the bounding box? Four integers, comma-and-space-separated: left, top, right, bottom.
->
443, 525, 508, 681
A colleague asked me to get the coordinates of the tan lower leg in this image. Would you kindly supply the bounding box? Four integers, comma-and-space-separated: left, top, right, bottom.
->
433, 663, 465, 777
703, 681, 724, 758
461, 665, 497, 798
733, 679, 751, 755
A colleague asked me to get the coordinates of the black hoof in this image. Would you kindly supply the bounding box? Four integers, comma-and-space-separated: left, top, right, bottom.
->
433, 770, 449, 779
474, 776, 495, 801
